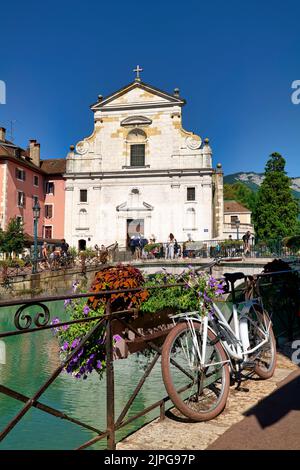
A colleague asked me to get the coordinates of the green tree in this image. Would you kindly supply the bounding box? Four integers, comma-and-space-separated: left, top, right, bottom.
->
2, 217, 25, 255
253, 153, 299, 240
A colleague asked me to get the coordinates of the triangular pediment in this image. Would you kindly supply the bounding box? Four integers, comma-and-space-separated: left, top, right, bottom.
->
116, 200, 154, 212
91, 81, 185, 111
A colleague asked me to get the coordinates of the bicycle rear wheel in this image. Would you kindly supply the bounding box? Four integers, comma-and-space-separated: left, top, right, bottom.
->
248, 305, 276, 379
161, 321, 230, 421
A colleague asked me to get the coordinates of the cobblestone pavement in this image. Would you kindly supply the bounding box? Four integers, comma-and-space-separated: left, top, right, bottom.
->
117, 353, 298, 450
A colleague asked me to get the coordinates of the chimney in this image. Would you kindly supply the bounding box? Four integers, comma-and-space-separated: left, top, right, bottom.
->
29, 139, 40, 167
0, 127, 6, 141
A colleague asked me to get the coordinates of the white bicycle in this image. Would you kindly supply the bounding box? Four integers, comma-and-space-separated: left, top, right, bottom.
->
161, 271, 276, 421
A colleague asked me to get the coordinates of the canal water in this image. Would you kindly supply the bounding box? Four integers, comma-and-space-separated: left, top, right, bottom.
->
0, 301, 168, 450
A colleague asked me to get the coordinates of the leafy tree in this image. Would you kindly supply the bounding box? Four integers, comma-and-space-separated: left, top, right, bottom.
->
224, 182, 257, 212
2, 217, 25, 255
253, 153, 299, 241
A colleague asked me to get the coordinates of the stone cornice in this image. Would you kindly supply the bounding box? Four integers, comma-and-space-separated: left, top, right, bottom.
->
64, 168, 214, 180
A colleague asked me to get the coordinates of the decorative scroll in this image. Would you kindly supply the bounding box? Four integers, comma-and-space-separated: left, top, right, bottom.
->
14, 303, 50, 331
76, 140, 90, 155
185, 135, 202, 150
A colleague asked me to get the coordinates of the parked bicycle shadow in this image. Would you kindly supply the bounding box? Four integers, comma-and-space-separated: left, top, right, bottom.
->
244, 370, 300, 428
165, 408, 197, 423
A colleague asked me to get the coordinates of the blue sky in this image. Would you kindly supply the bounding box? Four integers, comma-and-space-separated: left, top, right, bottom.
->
1, 0, 300, 176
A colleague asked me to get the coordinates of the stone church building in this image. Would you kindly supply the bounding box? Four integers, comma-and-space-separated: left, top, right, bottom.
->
64, 70, 224, 250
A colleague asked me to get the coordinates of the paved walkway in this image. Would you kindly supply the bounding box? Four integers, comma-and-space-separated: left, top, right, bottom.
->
117, 353, 299, 450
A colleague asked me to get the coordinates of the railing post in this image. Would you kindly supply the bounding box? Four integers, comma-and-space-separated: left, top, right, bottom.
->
105, 299, 115, 450
159, 401, 165, 421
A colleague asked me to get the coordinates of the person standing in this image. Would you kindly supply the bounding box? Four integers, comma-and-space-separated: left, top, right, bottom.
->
41, 242, 50, 269
166, 233, 175, 259
61, 239, 69, 257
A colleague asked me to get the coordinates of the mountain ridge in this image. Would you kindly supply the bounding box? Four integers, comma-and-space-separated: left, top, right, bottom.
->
224, 172, 300, 199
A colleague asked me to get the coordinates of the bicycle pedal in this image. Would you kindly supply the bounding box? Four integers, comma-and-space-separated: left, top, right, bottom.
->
242, 361, 256, 369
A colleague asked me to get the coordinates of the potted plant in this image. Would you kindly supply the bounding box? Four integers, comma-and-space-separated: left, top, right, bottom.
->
52, 265, 225, 379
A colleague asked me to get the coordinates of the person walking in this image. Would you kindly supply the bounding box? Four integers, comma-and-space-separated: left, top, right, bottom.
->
242, 231, 251, 257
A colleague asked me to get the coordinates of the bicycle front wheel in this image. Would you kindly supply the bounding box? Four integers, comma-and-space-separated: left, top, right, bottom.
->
161, 321, 230, 421
248, 305, 277, 379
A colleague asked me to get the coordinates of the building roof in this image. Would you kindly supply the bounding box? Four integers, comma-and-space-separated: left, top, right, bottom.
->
40, 158, 66, 174
224, 200, 251, 213
0, 137, 66, 175
0, 141, 44, 172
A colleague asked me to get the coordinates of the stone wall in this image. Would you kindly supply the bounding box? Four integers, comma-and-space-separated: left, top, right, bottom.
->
0, 267, 97, 301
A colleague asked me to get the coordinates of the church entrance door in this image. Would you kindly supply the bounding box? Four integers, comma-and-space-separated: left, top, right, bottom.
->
126, 219, 144, 248
78, 239, 86, 251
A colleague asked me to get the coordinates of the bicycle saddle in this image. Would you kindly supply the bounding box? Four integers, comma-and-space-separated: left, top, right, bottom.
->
223, 272, 245, 284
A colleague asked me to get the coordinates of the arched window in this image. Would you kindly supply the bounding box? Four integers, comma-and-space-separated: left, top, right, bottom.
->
186, 207, 196, 229
79, 208, 88, 228
127, 129, 147, 167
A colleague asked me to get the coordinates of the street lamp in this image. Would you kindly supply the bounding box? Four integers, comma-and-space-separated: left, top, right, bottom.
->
32, 200, 40, 273
235, 218, 240, 240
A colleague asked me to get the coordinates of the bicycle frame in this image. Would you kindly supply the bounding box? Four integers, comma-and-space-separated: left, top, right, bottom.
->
171, 298, 271, 368
210, 299, 270, 362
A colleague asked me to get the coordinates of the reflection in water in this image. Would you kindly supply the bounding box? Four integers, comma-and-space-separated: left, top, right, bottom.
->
0, 302, 166, 449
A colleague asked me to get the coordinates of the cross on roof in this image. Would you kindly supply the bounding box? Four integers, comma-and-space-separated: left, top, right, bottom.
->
133, 65, 143, 81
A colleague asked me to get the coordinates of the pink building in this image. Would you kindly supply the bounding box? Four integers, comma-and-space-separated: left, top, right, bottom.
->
0, 126, 66, 241
40, 159, 66, 240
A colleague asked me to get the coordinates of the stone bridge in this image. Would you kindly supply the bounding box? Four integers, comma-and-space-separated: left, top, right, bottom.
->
130, 257, 286, 277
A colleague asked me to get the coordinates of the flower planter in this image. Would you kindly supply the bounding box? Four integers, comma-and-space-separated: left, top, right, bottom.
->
112, 308, 176, 359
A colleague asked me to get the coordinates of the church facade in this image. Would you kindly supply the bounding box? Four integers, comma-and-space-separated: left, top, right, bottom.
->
64, 72, 224, 250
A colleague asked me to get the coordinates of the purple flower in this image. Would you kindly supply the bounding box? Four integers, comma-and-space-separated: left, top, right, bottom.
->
62, 324, 70, 331
71, 338, 80, 349
70, 355, 78, 365
62, 341, 69, 351
96, 360, 102, 369
77, 348, 84, 357
113, 335, 122, 343
64, 299, 71, 308
83, 305, 90, 316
